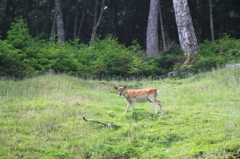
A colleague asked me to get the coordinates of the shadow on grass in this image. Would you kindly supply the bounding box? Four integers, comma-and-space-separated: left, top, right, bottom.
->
123, 110, 163, 121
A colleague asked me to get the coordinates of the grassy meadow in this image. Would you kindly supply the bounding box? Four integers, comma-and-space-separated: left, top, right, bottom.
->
0, 67, 240, 158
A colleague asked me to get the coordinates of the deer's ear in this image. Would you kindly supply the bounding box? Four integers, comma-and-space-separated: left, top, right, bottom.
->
114, 86, 118, 90
123, 85, 126, 89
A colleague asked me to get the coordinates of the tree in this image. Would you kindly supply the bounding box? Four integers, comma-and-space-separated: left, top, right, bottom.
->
1, 0, 240, 49
0, 0, 8, 39
77, 0, 86, 41
50, 13, 57, 41
73, 0, 79, 40
219, 0, 227, 37
0, 0, 7, 14
209, 0, 215, 42
146, 0, 159, 57
7, 19, 31, 49
159, 0, 166, 51
55, 0, 65, 43
172, 0, 198, 55
90, 0, 106, 44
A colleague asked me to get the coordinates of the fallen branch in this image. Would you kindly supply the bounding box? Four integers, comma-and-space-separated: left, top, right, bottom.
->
83, 117, 119, 127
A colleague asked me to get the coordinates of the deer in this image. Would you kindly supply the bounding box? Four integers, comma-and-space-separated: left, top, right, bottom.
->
114, 85, 163, 115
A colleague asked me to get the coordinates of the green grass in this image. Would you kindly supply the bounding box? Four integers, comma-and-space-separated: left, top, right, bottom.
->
0, 67, 240, 158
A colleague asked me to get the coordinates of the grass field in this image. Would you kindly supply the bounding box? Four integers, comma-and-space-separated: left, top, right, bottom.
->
0, 67, 240, 158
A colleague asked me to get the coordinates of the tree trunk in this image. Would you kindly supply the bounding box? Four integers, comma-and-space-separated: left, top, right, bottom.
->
77, 0, 86, 40
50, 13, 57, 41
73, 0, 79, 40
194, 0, 203, 42
55, 0, 65, 43
172, 0, 198, 55
90, 0, 106, 44
0, 0, 7, 40
219, 0, 227, 37
146, 0, 159, 57
159, 0, 166, 51
209, 0, 214, 42
64, 12, 71, 40
0, 0, 7, 14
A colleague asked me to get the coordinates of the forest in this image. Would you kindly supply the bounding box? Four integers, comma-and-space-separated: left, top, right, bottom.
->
0, 0, 240, 78
1, 1, 240, 158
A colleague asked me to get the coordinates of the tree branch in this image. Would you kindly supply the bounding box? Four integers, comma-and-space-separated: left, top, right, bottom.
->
83, 117, 119, 127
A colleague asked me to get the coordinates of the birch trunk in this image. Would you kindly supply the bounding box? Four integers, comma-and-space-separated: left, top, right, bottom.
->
55, 0, 65, 43
172, 0, 198, 55
146, 0, 159, 57
90, 0, 105, 44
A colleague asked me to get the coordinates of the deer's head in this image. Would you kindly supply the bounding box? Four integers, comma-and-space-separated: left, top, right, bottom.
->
114, 85, 126, 96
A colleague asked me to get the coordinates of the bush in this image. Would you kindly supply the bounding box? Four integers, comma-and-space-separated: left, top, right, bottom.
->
162, 43, 184, 56
7, 19, 32, 50
89, 36, 159, 78
226, 49, 240, 63
1, 19, 184, 78
192, 35, 240, 73
149, 43, 185, 75
4, 19, 240, 79
0, 40, 27, 77
192, 56, 226, 73
0, 19, 36, 77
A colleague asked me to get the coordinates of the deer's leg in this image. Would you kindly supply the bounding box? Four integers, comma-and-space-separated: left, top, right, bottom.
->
148, 98, 158, 114
154, 103, 158, 114
123, 103, 131, 114
157, 100, 163, 115
131, 102, 135, 113
151, 100, 158, 114
150, 98, 163, 115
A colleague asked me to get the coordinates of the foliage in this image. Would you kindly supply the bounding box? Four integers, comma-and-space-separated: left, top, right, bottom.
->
149, 43, 185, 75
162, 42, 184, 56
0, 40, 28, 77
0, 67, 240, 158
7, 19, 32, 50
192, 56, 226, 72
0, 19, 36, 77
1, 20, 165, 78
199, 35, 240, 57
89, 37, 160, 78
191, 35, 240, 73
2, 20, 240, 78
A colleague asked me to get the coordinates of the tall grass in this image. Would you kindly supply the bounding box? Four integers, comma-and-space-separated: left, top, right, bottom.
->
0, 67, 240, 158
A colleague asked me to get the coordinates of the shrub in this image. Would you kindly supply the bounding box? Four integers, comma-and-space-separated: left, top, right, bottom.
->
33, 42, 90, 76
89, 36, 159, 78
7, 19, 32, 50
149, 43, 185, 75
0, 19, 37, 77
192, 35, 240, 73
162, 43, 184, 56
0, 40, 27, 77
226, 49, 240, 63
192, 56, 226, 73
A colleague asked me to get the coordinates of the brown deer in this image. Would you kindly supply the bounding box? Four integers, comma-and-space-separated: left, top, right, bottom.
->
114, 85, 163, 115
